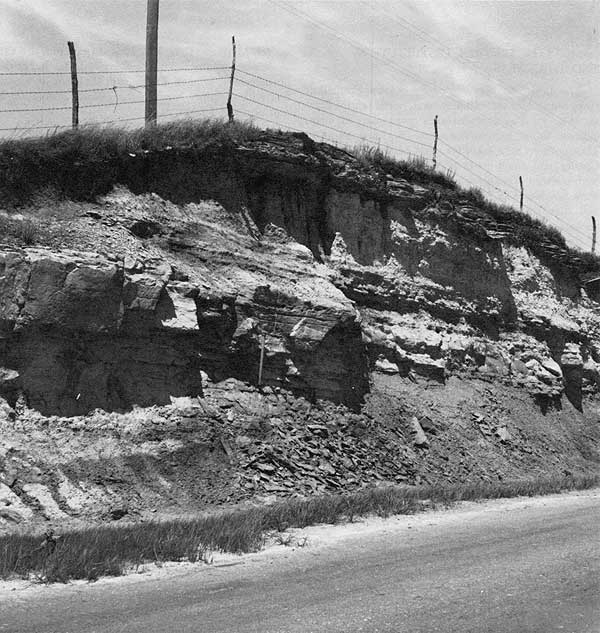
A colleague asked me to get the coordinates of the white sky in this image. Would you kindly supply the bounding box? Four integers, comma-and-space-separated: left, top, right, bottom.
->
0, 0, 598, 250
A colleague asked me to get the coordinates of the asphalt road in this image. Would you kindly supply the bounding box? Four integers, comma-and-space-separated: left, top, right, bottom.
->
1, 490, 599, 633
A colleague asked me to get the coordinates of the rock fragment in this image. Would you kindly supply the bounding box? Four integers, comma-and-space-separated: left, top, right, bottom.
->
410, 417, 429, 448
495, 426, 511, 443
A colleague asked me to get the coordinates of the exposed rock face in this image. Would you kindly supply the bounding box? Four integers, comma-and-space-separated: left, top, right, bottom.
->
0, 246, 367, 415
0, 132, 599, 528
0, 185, 368, 415
1, 133, 600, 418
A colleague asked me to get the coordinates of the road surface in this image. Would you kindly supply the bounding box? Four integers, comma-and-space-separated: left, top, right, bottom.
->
1, 489, 599, 633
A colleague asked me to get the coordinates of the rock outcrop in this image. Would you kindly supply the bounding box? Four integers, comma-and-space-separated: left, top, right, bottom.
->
0, 130, 599, 528
0, 181, 371, 415
2, 147, 598, 417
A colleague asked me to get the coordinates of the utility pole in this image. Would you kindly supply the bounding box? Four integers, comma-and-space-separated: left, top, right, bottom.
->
67, 41, 78, 129
592, 216, 597, 255
227, 36, 236, 123
432, 115, 438, 169
145, 0, 159, 127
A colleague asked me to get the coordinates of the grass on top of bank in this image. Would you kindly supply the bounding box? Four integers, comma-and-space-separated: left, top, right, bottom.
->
2, 118, 599, 276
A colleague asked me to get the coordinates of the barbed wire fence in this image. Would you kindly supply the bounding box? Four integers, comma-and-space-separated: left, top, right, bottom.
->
0, 48, 592, 251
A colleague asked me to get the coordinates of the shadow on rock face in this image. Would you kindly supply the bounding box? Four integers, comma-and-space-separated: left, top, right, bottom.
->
533, 393, 563, 415
5, 332, 204, 417
562, 366, 583, 412
561, 345, 584, 413
290, 320, 370, 412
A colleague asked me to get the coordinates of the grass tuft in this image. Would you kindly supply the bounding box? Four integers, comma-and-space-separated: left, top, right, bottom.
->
1, 473, 597, 583
352, 145, 457, 189
15, 218, 39, 245
0, 215, 40, 245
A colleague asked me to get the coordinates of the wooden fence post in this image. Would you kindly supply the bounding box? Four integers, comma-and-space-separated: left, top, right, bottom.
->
227, 36, 236, 123
432, 115, 438, 169
519, 176, 524, 213
67, 41, 78, 129
592, 216, 597, 255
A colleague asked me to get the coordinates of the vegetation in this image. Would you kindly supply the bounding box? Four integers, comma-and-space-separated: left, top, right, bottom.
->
0, 118, 261, 207
0, 214, 40, 245
353, 145, 458, 189
1, 473, 597, 584
1, 118, 598, 275
352, 144, 600, 276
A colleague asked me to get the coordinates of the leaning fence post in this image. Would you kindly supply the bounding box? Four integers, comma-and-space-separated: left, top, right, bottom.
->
432, 115, 438, 169
592, 216, 597, 255
227, 35, 236, 123
519, 176, 524, 213
67, 41, 79, 129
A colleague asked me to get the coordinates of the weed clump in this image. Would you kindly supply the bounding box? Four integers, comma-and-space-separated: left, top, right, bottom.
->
0, 215, 40, 245
15, 218, 38, 244
353, 145, 457, 189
